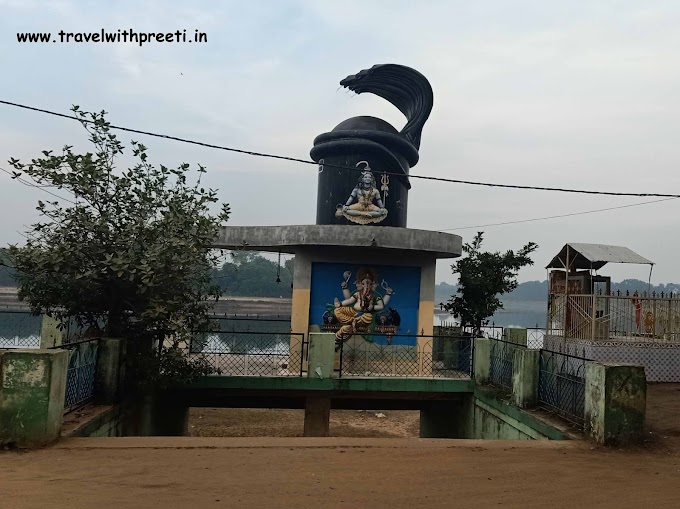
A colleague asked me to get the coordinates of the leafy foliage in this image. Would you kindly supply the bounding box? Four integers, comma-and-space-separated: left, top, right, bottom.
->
444, 232, 538, 335
213, 252, 293, 297
7, 107, 230, 383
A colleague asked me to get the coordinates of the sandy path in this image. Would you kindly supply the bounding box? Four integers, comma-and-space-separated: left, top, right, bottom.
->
1, 437, 679, 509
2, 385, 678, 508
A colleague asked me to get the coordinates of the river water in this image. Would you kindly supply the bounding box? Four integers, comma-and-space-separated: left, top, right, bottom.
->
0, 311, 545, 351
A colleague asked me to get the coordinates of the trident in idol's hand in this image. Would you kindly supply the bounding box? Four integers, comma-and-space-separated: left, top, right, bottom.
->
381, 172, 390, 205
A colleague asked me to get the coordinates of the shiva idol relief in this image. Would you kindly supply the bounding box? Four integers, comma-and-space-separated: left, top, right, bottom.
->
335, 162, 389, 225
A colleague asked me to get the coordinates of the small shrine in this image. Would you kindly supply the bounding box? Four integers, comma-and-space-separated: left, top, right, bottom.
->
544, 242, 680, 381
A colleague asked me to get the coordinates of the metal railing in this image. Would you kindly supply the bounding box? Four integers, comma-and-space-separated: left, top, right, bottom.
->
527, 327, 545, 349
489, 337, 524, 390
0, 309, 41, 349
338, 334, 474, 379
187, 331, 306, 377
537, 348, 590, 427
549, 293, 680, 342
49, 338, 100, 413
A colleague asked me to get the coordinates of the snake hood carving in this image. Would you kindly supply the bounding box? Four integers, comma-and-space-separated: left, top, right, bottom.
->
339, 64, 433, 150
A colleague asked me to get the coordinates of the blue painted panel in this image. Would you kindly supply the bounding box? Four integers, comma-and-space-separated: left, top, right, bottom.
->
309, 262, 421, 346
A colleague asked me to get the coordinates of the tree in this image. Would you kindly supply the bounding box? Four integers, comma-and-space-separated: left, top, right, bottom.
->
7, 106, 230, 384
213, 252, 293, 297
444, 232, 537, 336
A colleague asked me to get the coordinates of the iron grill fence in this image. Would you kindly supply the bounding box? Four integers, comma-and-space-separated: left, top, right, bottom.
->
0, 309, 41, 349
548, 292, 680, 342
187, 331, 306, 377
489, 337, 525, 390
527, 327, 545, 349
537, 348, 590, 427
338, 334, 473, 379
49, 338, 100, 413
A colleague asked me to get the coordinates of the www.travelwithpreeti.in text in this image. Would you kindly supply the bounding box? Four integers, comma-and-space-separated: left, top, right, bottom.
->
17, 29, 207, 46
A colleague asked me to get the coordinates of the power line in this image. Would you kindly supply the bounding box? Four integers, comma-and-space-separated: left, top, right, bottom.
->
438, 197, 679, 231
2, 98, 680, 198
0, 166, 78, 204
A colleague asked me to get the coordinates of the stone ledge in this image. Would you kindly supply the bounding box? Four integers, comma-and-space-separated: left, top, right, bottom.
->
211, 225, 462, 259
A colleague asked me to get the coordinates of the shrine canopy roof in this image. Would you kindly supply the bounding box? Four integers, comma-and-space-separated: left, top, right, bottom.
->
546, 243, 654, 271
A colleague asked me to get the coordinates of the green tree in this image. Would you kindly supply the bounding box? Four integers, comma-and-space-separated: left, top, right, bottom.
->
7, 107, 230, 385
444, 232, 537, 336
213, 252, 293, 297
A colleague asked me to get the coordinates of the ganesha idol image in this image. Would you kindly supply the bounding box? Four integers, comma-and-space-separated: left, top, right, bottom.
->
322, 267, 401, 349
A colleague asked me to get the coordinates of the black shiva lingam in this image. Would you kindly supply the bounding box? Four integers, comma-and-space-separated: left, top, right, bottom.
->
310, 64, 433, 228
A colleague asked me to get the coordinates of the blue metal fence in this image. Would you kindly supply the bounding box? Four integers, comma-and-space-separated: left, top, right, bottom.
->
51, 338, 100, 413
537, 349, 590, 427
489, 338, 519, 389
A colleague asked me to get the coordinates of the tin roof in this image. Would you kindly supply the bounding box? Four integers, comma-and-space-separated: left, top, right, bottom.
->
546, 243, 654, 270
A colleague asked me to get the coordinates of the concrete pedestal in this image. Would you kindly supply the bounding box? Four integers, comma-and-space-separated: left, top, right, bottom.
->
304, 396, 331, 437
40, 315, 65, 349
512, 349, 539, 408
307, 333, 336, 379
585, 362, 647, 445
504, 328, 528, 346
473, 338, 491, 384
0, 349, 68, 447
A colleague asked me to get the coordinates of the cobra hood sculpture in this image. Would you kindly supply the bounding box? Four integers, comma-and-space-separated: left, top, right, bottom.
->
311, 64, 434, 228
339, 64, 433, 151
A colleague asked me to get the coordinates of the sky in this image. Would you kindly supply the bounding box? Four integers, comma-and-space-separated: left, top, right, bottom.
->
1, 0, 679, 285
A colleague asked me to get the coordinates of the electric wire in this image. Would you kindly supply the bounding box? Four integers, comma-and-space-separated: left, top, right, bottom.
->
2, 98, 680, 198
437, 197, 679, 231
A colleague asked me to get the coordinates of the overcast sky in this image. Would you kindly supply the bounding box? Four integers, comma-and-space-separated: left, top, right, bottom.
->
1, 0, 679, 285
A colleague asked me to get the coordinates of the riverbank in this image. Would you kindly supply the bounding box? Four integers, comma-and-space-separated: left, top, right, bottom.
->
0, 287, 293, 316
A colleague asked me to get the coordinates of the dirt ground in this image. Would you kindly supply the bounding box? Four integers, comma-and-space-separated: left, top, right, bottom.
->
188, 408, 421, 438
643, 383, 680, 450
0, 384, 678, 509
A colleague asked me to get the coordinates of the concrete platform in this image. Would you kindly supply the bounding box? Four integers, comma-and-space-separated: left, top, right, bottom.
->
212, 225, 462, 258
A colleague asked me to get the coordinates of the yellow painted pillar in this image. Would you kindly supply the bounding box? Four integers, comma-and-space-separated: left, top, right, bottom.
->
417, 258, 436, 376
291, 251, 313, 373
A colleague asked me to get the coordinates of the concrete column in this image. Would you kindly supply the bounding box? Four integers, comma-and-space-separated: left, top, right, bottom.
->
512, 349, 539, 408
473, 338, 491, 384
304, 396, 331, 436
291, 250, 312, 335
307, 333, 336, 379
417, 258, 436, 338
153, 391, 189, 436
419, 397, 473, 438
442, 337, 456, 369
121, 388, 188, 437
504, 328, 528, 346
94, 338, 125, 404
0, 349, 68, 447
585, 362, 647, 445
39, 315, 65, 349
